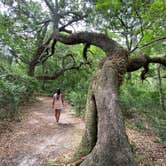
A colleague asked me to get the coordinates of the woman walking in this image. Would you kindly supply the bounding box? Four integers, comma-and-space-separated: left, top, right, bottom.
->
52, 89, 64, 124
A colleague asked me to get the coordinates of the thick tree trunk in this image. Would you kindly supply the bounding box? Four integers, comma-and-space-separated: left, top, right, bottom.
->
79, 50, 136, 166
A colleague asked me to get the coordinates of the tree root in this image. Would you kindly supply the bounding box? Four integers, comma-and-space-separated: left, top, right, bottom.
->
67, 156, 86, 166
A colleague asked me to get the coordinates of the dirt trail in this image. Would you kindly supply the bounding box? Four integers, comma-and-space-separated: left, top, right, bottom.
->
0, 97, 166, 166
0, 97, 84, 166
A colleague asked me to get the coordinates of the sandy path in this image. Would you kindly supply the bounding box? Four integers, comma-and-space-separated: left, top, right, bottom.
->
0, 97, 165, 166
0, 97, 84, 166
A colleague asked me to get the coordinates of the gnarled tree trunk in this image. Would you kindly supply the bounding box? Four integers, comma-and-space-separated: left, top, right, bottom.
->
80, 50, 136, 165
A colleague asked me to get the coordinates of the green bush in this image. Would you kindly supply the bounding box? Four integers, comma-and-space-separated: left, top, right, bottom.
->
66, 91, 87, 116
0, 79, 18, 119
120, 78, 166, 143
0, 63, 39, 120
120, 79, 162, 110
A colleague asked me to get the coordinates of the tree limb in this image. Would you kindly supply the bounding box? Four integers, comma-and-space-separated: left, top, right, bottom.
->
59, 15, 86, 32
130, 36, 166, 53
127, 55, 166, 80
36, 62, 85, 80
127, 55, 166, 72
53, 32, 122, 54
43, 0, 54, 14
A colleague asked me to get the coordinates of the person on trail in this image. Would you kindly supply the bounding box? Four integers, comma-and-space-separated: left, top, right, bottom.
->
52, 88, 64, 124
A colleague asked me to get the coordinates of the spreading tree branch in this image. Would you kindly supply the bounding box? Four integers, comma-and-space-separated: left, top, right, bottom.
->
127, 55, 166, 80
53, 32, 122, 55
36, 62, 86, 80
130, 36, 166, 53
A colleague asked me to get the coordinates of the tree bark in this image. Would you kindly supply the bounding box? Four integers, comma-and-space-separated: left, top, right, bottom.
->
127, 55, 166, 72
28, 64, 36, 76
80, 50, 136, 166
75, 79, 98, 158
156, 64, 165, 111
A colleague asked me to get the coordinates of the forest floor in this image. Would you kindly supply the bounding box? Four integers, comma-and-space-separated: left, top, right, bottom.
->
0, 97, 84, 166
0, 96, 166, 166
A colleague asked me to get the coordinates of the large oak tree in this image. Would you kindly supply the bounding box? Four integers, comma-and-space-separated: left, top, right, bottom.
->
1, 1, 166, 165
52, 32, 166, 165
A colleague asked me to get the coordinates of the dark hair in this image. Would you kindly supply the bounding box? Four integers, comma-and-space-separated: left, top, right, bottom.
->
56, 88, 61, 95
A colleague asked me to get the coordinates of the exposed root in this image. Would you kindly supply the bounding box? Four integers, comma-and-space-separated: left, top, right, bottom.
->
67, 156, 86, 166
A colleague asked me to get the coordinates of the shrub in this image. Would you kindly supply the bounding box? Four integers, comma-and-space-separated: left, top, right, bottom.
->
0, 63, 39, 120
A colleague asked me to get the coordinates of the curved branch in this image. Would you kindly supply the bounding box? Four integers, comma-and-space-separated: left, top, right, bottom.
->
127, 55, 166, 72
53, 32, 123, 54
36, 62, 85, 80
29, 24, 123, 76
62, 54, 76, 68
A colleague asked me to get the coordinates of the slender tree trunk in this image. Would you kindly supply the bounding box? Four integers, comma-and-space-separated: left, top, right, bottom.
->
54, 0, 59, 31
157, 64, 165, 110
41, 62, 46, 90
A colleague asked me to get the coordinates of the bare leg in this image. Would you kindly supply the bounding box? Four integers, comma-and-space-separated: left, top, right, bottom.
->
56, 110, 61, 122
55, 110, 58, 122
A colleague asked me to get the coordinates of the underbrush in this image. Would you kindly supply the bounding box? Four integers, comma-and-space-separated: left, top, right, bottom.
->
65, 91, 87, 117
120, 79, 166, 143
0, 63, 39, 120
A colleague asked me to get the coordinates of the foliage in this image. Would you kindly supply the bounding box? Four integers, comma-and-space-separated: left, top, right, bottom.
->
64, 68, 91, 117
93, 0, 166, 54
0, 60, 39, 120
120, 73, 166, 142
